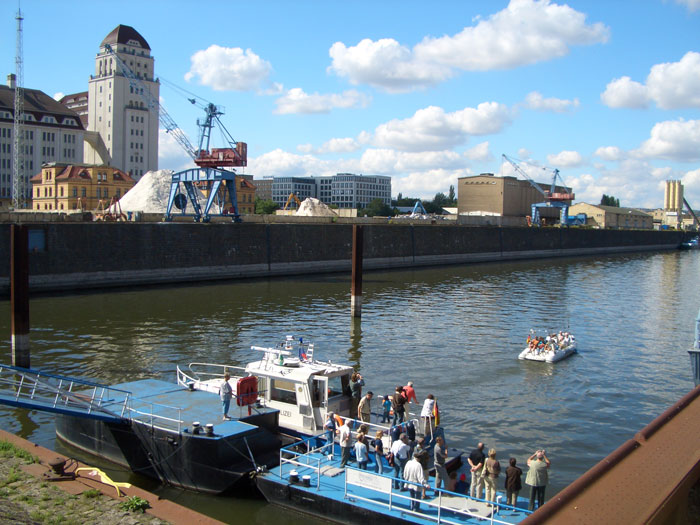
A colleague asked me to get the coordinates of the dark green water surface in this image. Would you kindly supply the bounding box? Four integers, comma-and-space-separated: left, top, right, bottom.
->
0, 250, 698, 523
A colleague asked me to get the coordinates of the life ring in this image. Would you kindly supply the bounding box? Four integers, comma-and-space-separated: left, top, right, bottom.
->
334, 414, 344, 427
237, 376, 258, 407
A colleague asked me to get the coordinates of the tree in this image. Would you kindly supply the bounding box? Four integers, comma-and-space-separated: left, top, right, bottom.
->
359, 198, 393, 217
448, 185, 456, 205
600, 194, 620, 207
255, 198, 279, 214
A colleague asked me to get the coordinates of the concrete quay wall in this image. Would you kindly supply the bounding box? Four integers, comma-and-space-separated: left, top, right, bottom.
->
0, 223, 685, 294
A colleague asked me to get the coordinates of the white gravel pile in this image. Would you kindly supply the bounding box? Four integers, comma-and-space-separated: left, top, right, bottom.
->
119, 169, 216, 213
295, 197, 337, 217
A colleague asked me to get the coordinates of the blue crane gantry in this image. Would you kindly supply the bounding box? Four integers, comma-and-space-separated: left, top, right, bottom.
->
106, 45, 246, 222
501, 154, 576, 226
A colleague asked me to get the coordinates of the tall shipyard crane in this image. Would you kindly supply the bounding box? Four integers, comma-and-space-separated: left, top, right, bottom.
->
105, 44, 247, 222
502, 154, 575, 226
12, 8, 26, 209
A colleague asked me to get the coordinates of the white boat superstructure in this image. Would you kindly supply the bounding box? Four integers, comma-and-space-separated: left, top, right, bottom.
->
177, 336, 356, 436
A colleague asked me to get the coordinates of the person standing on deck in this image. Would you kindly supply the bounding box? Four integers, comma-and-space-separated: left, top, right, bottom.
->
373, 430, 385, 474
483, 449, 501, 505
220, 373, 233, 421
526, 450, 550, 511
358, 391, 373, 423
505, 457, 523, 507
339, 419, 353, 467
468, 442, 486, 500
392, 386, 407, 425
381, 395, 392, 423
390, 433, 410, 489
403, 381, 418, 404
420, 394, 436, 436
350, 372, 364, 416
354, 433, 369, 470
434, 436, 449, 490
324, 412, 336, 450
403, 451, 429, 512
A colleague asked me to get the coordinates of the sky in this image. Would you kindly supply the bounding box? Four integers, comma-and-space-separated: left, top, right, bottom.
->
1, 0, 700, 208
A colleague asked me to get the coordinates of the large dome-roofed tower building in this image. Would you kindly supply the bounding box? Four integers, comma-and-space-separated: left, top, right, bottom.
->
84, 24, 159, 181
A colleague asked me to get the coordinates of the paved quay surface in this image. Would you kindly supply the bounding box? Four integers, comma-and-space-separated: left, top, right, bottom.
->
0, 428, 225, 525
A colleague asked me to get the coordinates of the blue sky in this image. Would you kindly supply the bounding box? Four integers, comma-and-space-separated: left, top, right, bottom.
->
2, 0, 699, 207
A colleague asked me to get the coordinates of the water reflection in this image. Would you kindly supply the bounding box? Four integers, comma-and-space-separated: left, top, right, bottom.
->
0, 250, 698, 522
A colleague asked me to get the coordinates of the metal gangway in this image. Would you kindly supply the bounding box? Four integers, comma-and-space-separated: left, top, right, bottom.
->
0, 364, 131, 423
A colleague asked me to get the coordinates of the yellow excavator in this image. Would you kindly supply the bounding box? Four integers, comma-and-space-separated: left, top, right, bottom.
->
283, 192, 302, 210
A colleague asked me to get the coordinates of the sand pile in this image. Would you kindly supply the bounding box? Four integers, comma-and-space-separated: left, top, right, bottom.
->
119, 170, 216, 213
295, 197, 337, 217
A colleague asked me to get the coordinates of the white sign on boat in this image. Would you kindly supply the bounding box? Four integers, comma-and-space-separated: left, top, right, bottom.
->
346, 468, 393, 493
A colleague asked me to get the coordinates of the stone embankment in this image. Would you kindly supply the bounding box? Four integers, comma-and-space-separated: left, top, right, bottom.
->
0, 429, 224, 525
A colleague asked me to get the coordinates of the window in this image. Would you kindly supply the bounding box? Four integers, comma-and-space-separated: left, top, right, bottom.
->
270, 379, 297, 404
81, 188, 86, 197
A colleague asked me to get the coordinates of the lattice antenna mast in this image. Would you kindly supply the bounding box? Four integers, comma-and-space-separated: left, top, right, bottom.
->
12, 8, 26, 209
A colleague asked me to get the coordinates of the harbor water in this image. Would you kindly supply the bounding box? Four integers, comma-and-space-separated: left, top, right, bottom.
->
0, 250, 698, 523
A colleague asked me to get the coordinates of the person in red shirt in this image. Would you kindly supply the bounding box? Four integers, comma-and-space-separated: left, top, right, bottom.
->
403, 381, 418, 404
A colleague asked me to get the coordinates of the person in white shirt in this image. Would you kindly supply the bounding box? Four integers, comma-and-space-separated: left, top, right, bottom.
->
403, 451, 428, 511
339, 419, 353, 467
219, 373, 233, 420
390, 433, 410, 489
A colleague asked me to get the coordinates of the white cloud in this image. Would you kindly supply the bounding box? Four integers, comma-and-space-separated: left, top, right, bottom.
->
547, 150, 584, 167
602, 52, 700, 109
465, 141, 491, 161
274, 88, 370, 114
360, 149, 466, 174
317, 137, 362, 154
53, 92, 64, 101
524, 91, 580, 112
328, 0, 608, 92
158, 129, 195, 171
566, 159, 664, 208
600, 76, 649, 108
594, 146, 624, 162
683, 168, 700, 205
675, 0, 700, 12
634, 119, 700, 161
646, 52, 700, 109
328, 38, 452, 93
373, 103, 512, 151
394, 169, 470, 200
185, 45, 272, 91
415, 0, 609, 71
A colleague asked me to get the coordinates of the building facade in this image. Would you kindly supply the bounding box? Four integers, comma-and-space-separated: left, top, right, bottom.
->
262, 173, 392, 209
0, 76, 85, 208
458, 173, 572, 219
84, 25, 159, 181
270, 176, 317, 208
30, 163, 134, 211
569, 203, 652, 229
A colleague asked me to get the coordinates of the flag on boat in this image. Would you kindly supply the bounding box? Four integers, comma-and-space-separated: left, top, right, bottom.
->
433, 400, 440, 426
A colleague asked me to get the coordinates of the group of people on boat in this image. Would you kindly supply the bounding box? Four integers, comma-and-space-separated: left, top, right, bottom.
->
526, 331, 574, 354
325, 380, 449, 511
467, 442, 552, 511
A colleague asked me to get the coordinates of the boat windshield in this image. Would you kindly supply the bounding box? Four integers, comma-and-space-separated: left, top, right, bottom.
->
328, 375, 348, 399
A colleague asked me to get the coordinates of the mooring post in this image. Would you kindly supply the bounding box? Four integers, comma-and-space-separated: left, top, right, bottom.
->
351, 225, 363, 318
11, 224, 30, 368
689, 307, 700, 387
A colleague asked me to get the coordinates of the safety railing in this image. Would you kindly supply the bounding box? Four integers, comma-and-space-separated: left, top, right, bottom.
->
278, 436, 332, 489
0, 364, 131, 421
343, 465, 533, 525
127, 398, 184, 434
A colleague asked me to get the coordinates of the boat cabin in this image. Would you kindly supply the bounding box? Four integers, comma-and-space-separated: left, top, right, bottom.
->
246, 339, 354, 435
177, 336, 355, 437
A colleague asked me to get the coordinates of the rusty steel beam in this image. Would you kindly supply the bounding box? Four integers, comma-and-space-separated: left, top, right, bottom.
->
351, 225, 363, 318
522, 383, 700, 524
